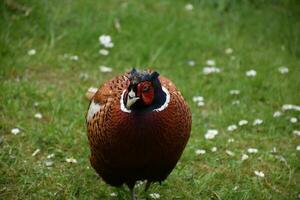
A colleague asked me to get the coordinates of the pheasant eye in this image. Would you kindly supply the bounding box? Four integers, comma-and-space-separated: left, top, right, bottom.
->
143, 85, 150, 92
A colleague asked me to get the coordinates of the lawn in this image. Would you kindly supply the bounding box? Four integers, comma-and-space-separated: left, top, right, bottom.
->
1, 0, 300, 199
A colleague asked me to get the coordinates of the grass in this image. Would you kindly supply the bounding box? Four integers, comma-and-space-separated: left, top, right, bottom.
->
1, 0, 300, 199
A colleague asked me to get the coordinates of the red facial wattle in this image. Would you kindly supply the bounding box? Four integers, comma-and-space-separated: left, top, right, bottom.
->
142, 89, 154, 105
137, 82, 154, 105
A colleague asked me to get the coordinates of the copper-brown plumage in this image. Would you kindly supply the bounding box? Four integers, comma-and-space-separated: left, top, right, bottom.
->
86, 69, 191, 198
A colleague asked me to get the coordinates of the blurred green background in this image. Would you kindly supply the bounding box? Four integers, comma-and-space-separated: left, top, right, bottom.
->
1, 0, 300, 199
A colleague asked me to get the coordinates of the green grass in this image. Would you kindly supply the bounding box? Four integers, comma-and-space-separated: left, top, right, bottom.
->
1, 0, 300, 199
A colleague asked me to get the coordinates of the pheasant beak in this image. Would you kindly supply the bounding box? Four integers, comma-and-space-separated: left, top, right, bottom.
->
126, 89, 140, 109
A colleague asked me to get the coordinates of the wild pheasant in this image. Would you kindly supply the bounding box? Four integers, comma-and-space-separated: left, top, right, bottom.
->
86, 69, 191, 199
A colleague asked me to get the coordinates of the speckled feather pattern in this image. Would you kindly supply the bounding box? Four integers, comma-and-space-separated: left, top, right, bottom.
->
86, 72, 191, 188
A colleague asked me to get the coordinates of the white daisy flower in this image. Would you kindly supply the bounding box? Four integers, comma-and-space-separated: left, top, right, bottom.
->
99, 35, 114, 48
282, 104, 293, 111
211, 147, 217, 152
238, 120, 248, 126
87, 87, 98, 94
44, 160, 54, 167
99, 35, 111, 45
11, 128, 20, 135
32, 149, 40, 157
247, 148, 258, 154
241, 154, 249, 161
70, 55, 79, 61
282, 104, 300, 112
290, 117, 298, 123
34, 102, 39, 107
110, 192, 117, 197
65, 157, 77, 164
204, 129, 218, 140
246, 69, 257, 77
192, 96, 204, 102
293, 130, 300, 137
254, 170, 265, 178
228, 138, 234, 143
226, 150, 235, 156
225, 48, 233, 54
47, 153, 55, 159
206, 59, 216, 66
195, 149, 206, 155
296, 145, 300, 151
34, 113, 43, 119
253, 119, 263, 126
229, 90, 240, 95
273, 111, 282, 118
197, 101, 205, 107
271, 147, 277, 153
203, 67, 220, 74
227, 124, 237, 132
149, 193, 160, 199
192, 96, 205, 107
278, 66, 289, 74
99, 49, 109, 56
185, 3, 194, 11
187, 60, 195, 66
28, 49, 36, 56
99, 66, 112, 73
105, 42, 114, 48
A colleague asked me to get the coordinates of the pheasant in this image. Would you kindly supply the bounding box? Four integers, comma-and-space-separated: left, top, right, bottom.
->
86, 69, 191, 199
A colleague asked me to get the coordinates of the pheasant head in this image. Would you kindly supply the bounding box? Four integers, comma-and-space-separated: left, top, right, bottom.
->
124, 68, 167, 112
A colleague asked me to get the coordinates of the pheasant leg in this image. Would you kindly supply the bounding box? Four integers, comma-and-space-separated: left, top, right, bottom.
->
130, 187, 136, 200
